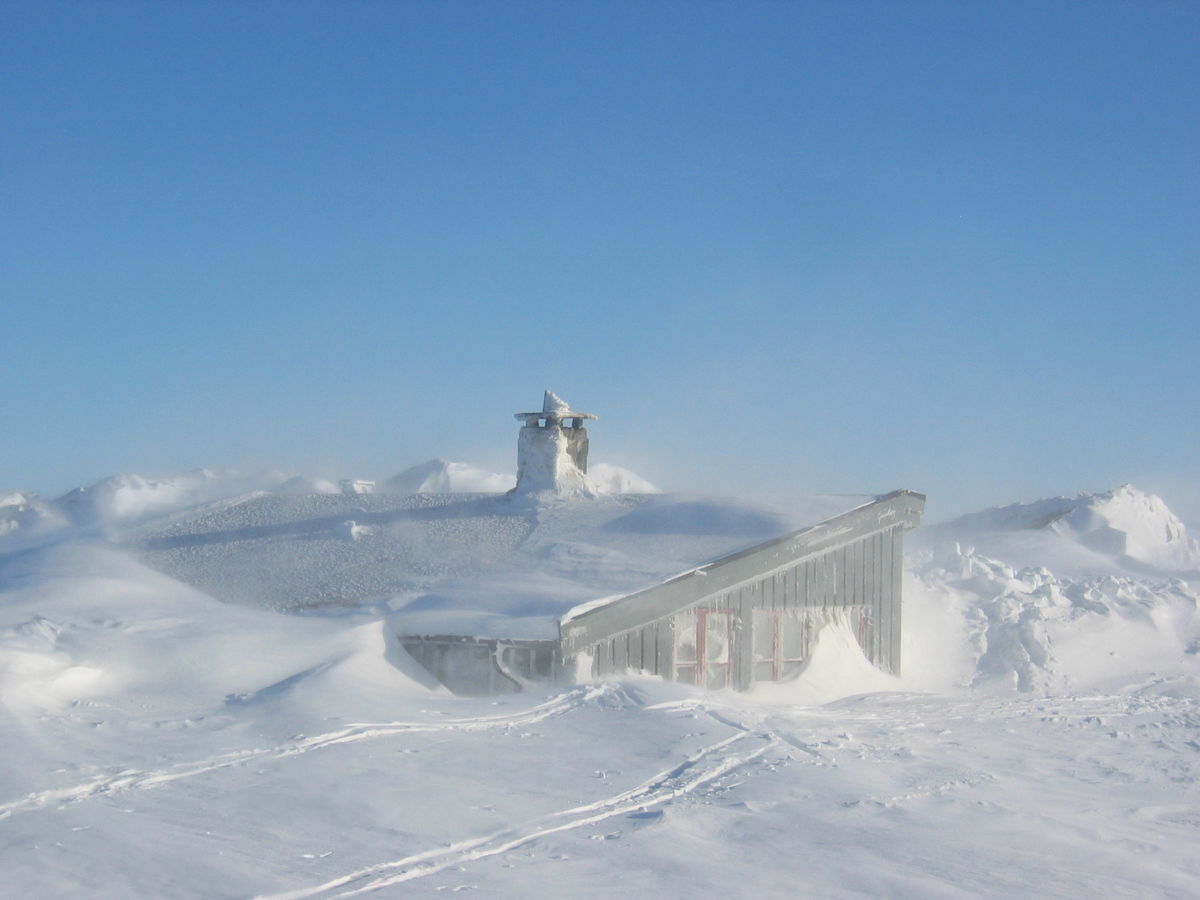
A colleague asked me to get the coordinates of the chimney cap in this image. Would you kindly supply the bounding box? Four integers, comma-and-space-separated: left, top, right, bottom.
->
514, 390, 597, 423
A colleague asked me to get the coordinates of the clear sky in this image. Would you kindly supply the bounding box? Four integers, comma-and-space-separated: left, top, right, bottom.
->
2, 1, 1197, 524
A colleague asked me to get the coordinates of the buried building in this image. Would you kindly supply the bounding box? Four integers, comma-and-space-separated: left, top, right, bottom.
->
135, 391, 924, 695
399, 391, 925, 694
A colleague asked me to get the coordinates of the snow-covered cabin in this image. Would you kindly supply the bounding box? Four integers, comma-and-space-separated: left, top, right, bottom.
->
397, 391, 925, 694
134, 392, 924, 695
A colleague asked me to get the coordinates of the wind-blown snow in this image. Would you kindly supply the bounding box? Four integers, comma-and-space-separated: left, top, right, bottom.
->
587, 462, 659, 494
386, 459, 517, 494
54, 470, 288, 525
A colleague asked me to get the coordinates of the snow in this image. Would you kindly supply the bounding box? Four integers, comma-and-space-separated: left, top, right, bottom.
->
908, 485, 1200, 694
923, 483, 1200, 576
54, 470, 283, 525
386, 459, 517, 494
276, 475, 341, 496
2, 478, 1199, 897
542, 389, 570, 415
514, 420, 593, 496
587, 462, 659, 494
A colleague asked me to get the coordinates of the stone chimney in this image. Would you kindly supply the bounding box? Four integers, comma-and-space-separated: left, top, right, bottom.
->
512, 391, 597, 495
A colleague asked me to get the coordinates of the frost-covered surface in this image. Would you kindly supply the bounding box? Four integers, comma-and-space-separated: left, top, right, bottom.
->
132, 490, 867, 638
512, 390, 597, 497
2, 481, 1199, 897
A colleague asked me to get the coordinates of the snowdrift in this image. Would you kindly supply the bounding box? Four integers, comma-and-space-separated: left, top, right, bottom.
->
908, 485, 1200, 694
0, 544, 437, 722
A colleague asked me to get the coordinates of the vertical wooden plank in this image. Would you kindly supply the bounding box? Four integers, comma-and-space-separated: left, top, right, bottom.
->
863, 535, 874, 663
877, 529, 890, 672
856, 542, 866, 657
845, 542, 854, 609
864, 535, 874, 664
850, 539, 860, 609
868, 532, 880, 666
734, 589, 754, 691
878, 532, 888, 667
657, 614, 675, 680
840, 547, 849, 609
878, 530, 890, 672
613, 632, 629, 673
628, 628, 643, 673
890, 526, 903, 675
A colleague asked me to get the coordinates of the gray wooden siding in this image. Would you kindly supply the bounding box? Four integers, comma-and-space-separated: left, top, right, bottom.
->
572, 490, 924, 686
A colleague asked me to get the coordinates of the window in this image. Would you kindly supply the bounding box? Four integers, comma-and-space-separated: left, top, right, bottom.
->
674, 608, 734, 689
752, 609, 811, 681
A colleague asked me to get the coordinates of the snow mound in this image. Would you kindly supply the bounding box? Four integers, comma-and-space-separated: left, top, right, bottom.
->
54, 469, 287, 526
386, 459, 516, 494
0, 491, 66, 537
276, 475, 340, 495
751, 615, 900, 705
0, 544, 437, 718
1054, 484, 1199, 571
909, 486, 1200, 694
587, 463, 659, 494
928, 484, 1200, 574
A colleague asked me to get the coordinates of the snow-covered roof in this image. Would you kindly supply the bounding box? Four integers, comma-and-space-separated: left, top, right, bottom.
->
133, 491, 872, 639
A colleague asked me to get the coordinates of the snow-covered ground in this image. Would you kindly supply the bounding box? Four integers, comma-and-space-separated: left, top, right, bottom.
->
1, 471, 1198, 898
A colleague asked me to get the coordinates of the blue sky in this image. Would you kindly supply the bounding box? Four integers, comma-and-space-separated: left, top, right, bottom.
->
2, 2, 1197, 523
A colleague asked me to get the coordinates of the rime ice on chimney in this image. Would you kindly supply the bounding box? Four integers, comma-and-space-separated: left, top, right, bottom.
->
513, 391, 597, 495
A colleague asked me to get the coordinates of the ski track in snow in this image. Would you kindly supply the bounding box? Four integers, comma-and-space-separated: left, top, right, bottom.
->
0, 686, 606, 822
260, 727, 777, 899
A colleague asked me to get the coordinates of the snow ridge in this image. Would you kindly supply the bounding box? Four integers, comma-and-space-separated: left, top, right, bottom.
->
909, 485, 1200, 694
929, 484, 1200, 573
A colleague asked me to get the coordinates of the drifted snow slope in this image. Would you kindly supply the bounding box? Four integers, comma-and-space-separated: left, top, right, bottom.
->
908, 485, 1200, 693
